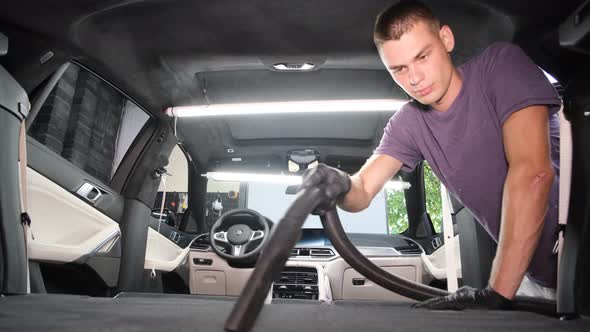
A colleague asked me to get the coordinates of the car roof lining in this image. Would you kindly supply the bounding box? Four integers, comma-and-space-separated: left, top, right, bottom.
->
0, 0, 585, 172
2, 0, 579, 111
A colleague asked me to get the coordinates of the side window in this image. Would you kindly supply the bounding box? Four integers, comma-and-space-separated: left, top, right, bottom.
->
28, 63, 149, 186
386, 183, 409, 234
424, 161, 443, 233
153, 145, 189, 229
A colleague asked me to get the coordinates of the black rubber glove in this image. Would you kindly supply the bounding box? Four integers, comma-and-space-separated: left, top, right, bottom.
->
412, 286, 514, 310
299, 163, 351, 215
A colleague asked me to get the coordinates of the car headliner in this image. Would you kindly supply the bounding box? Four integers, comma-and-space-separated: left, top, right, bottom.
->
0, 0, 584, 171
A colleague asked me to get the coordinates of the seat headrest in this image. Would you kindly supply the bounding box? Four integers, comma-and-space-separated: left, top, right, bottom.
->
0, 32, 29, 119
0, 32, 7, 56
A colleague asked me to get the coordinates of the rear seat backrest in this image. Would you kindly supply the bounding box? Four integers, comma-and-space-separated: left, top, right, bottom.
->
449, 193, 497, 289
0, 31, 31, 294
0, 32, 29, 118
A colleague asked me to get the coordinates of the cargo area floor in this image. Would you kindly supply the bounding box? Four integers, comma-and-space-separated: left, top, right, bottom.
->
1, 293, 589, 331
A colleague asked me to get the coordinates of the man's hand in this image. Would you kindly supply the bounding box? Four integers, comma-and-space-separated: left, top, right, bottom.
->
299, 164, 351, 215
412, 286, 513, 310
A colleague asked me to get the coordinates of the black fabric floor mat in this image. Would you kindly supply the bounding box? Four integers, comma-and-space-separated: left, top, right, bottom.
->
0, 294, 588, 332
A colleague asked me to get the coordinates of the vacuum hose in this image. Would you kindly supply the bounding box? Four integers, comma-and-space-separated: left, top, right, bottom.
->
224, 187, 556, 332
224, 188, 324, 332
320, 208, 448, 300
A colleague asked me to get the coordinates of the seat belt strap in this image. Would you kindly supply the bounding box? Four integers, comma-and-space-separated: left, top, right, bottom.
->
440, 184, 458, 292
18, 120, 31, 293
149, 169, 169, 279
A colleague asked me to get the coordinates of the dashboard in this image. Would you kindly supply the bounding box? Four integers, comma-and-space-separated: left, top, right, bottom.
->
188, 227, 429, 302
296, 228, 423, 255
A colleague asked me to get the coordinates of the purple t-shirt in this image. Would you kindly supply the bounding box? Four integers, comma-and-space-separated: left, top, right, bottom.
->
375, 42, 562, 288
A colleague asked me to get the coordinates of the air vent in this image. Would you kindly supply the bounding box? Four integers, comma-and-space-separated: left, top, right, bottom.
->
291, 247, 335, 258
276, 268, 318, 285
397, 247, 423, 255
277, 272, 298, 284
310, 248, 335, 257
396, 239, 423, 255
190, 242, 211, 252
273, 267, 319, 300
272, 62, 316, 71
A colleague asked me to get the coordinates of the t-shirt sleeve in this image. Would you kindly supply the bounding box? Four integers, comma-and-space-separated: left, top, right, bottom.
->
374, 109, 423, 172
481, 42, 562, 125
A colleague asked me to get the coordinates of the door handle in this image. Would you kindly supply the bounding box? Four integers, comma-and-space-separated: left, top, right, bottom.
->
76, 182, 103, 204
352, 278, 365, 286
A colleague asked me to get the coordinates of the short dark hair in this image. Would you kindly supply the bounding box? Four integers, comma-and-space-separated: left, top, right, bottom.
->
373, 1, 440, 46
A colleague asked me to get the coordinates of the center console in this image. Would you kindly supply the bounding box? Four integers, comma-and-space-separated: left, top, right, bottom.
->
270, 229, 334, 301
272, 266, 319, 300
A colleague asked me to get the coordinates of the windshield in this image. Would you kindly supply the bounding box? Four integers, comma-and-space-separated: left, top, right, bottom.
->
205, 177, 409, 235
154, 146, 443, 236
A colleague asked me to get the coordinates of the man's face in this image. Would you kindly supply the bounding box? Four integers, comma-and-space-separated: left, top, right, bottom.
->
378, 20, 455, 107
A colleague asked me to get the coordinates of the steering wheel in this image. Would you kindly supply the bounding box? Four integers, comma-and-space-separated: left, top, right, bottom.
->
209, 208, 269, 260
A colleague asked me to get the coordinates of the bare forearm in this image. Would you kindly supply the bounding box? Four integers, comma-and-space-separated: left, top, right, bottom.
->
339, 175, 374, 212
337, 154, 403, 213
489, 165, 554, 299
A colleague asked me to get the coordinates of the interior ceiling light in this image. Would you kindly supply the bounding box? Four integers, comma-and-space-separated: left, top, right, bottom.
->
204, 171, 410, 190
288, 160, 300, 173
204, 172, 302, 185
273, 62, 315, 71
166, 99, 408, 118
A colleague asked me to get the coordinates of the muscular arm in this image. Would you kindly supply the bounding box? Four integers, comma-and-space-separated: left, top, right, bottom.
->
339, 154, 403, 212
489, 105, 555, 299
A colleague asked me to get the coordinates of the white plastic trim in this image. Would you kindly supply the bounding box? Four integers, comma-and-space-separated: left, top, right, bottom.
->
421, 235, 462, 280
26, 168, 119, 262
440, 185, 458, 292
554, 104, 570, 291
558, 108, 571, 258
144, 228, 193, 272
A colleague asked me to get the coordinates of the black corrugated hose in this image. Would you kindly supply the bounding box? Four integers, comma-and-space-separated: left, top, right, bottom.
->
224, 188, 557, 332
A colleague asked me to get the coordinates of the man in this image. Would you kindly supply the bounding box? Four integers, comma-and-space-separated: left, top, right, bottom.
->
302, 0, 561, 309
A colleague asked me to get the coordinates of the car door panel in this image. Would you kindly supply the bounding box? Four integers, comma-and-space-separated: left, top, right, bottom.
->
144, 228, 191, 272
27, 139, 124, 221
23, 61, 151, 289
27, 167, 120, 263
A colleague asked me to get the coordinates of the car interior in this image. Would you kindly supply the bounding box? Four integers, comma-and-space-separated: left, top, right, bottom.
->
1, 0, 590, 331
